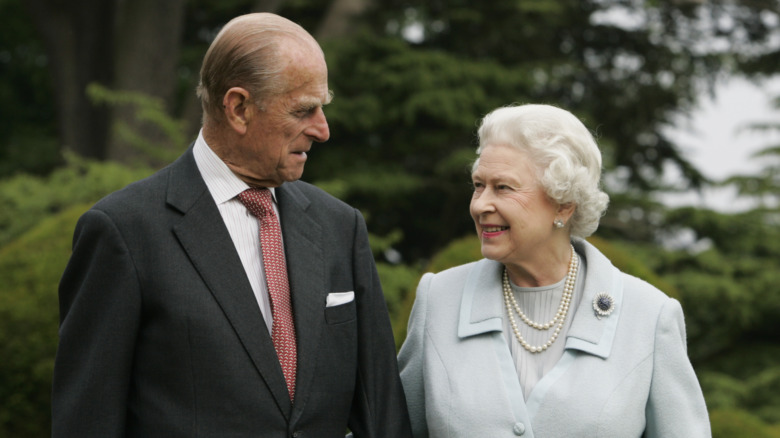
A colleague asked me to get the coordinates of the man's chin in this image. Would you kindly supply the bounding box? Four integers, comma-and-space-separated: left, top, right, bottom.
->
281, 166, 306, 183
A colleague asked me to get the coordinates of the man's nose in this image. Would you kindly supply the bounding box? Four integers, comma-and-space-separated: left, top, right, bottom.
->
307, 108, 330, 142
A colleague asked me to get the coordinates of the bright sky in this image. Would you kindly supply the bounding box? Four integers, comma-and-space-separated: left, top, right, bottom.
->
661, 76, 780, 212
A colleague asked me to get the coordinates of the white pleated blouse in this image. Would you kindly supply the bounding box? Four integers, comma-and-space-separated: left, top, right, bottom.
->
502, 252, 587, 399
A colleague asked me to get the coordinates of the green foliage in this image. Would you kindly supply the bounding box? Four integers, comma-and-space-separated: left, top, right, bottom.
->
698, 343, 780, 425
363, 224, 423, 349
0, 148, 150, 436
364, 0, 717, 192
426, 234, 483, 274
366, 229, 403, 256
306, 0, 771, 261
721, 99, 780, 209
655, 206, 780, 361
703, 369, 780, 425
673, 269, 755, 358
312, 33, 532, 260
0, 204, 87, 437
587, 235, 680, 299
87, 83, 189, 166
376, 262, 423, 349
636, 204, 780, 432
665, 207, 780, 257
710, 410, 780, 438
0, 153, 152, 247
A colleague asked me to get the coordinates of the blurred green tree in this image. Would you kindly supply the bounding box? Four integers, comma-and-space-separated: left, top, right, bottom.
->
0, 204, 88, 437
308, 0, 780, 261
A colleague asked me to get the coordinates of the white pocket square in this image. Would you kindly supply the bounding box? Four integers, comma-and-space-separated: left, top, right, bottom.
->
326, 291, 354, 307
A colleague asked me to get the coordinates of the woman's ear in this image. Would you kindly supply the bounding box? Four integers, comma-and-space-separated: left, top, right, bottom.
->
222, 87, 252, 134
557, 202, 576, 224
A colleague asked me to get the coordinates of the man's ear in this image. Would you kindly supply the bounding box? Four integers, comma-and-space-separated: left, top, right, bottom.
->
223, 87, 252, 134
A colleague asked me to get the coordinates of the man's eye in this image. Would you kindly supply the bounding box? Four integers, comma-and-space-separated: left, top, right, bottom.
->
295, 107, 318, 118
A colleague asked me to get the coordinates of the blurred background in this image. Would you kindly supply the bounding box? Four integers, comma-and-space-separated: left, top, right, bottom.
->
1, 0, 779, 436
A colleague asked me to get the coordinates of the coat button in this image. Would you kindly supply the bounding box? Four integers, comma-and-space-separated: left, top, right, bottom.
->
513, 422, 525, 435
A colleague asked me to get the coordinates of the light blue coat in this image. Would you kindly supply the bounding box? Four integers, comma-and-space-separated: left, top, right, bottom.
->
398, 239, 711, 437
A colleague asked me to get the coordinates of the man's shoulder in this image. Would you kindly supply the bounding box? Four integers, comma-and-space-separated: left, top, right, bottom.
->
91, 149, 197, 213
91, 165, 174, 215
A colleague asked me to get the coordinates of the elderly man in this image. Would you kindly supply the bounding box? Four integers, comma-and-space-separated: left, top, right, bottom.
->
52, 13, 412, 437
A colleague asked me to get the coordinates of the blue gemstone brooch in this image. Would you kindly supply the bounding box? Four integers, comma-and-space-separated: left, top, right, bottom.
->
592, 292, 615, 319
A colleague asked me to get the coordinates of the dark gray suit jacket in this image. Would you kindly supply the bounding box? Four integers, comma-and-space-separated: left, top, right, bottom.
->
52, 147, 412, 437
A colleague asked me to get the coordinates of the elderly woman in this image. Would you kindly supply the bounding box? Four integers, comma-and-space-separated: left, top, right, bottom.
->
398, 104, 710, 437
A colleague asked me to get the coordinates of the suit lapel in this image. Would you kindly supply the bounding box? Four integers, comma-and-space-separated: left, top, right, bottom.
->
275, 182, 325, 416
166, 149, 293, 418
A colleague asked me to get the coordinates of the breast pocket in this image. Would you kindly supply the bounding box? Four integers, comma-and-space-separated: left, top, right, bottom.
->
324, 299, 356, 325
318, 298, 358, 393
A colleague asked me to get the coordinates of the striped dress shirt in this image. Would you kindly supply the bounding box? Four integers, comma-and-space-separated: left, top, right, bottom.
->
193, 131, 280, 333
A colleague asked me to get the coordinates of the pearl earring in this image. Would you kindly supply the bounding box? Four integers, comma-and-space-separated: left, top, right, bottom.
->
554, 219, 564, 229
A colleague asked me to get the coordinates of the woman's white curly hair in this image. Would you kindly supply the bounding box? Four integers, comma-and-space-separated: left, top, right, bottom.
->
473, 104, 609, 238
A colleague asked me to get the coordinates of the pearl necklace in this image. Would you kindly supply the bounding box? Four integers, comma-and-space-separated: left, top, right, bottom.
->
503, 244, 579, 353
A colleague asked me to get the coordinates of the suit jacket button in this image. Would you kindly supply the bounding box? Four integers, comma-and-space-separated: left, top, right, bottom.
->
513, 422, 526, 435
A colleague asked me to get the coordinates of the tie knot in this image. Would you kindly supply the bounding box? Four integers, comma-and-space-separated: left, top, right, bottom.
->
237, 188, 275, 218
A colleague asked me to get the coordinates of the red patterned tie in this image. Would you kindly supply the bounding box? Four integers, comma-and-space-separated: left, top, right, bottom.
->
237, 188, 297, 400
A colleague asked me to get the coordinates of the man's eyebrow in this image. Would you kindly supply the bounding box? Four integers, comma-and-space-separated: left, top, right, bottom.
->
296, 90, 333, 110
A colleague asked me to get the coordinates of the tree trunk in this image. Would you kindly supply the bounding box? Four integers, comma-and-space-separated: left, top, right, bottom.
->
315, 0, 369, 41
25, 0, 117, 160
108, 0, 187, 165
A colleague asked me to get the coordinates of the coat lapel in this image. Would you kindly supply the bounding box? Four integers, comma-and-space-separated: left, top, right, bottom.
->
457, 259, 505, 338
526, 239, 624, 421
166, 149, 293, 418
275, 182, 325, 418
456, 242, 625, 431
457, 259, 533, 436
564, 239, 623, 359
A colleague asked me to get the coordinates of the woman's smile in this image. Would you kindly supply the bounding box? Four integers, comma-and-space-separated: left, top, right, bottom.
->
480, 224, 509, 238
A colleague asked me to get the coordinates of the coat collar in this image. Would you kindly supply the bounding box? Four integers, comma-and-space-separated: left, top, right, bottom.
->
457, 239, 623, 359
